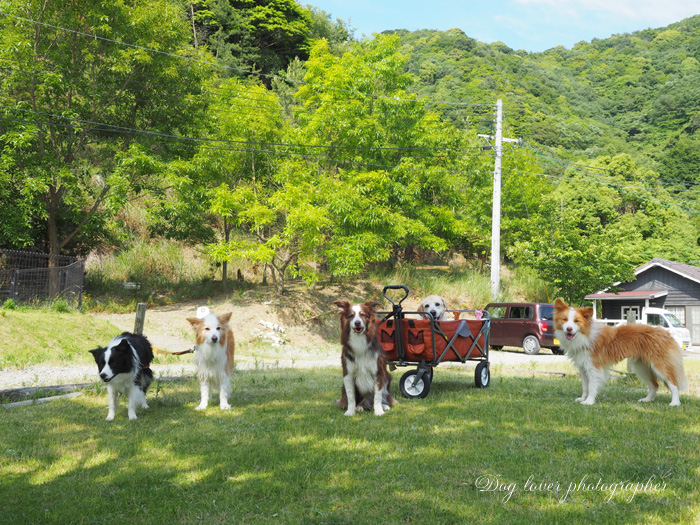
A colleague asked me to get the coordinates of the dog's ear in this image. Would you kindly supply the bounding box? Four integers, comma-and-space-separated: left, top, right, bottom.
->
554, 298, 568, 311
186, 317, 202, 328
218, 312, 233, 325
114, 339, 131, 353
88, 347, 102, 356
365, 300, 380, 312
581, 307, 594, 320
334, 300, 350, 313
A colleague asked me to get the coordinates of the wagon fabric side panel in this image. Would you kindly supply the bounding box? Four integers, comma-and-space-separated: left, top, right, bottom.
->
379, 318, 487, 362
379, 319, 430, 361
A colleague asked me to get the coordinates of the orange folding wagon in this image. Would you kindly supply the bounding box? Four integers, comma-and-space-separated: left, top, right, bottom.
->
378, 285, 491, 399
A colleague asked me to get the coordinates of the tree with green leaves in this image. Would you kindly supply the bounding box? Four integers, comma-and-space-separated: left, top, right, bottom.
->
189, 0, 313, 78
0, 0, 208, 262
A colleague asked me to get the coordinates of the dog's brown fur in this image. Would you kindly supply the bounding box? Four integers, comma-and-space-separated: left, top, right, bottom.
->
334, 300, 396, 414
554, 298, 686, 405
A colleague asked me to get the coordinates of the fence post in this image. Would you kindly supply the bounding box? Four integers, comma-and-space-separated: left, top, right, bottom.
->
11, 269, 19, 299
134, 303, 147, 335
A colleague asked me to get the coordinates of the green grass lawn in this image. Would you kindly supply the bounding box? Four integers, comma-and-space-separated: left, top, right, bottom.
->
2, 366, 699, 524
0, 310, 119, 369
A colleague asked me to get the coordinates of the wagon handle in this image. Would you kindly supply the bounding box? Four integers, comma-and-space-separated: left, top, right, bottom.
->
382, 285, 410, 307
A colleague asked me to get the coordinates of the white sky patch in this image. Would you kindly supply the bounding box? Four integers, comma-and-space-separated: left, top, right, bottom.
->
515, 0, 700, 25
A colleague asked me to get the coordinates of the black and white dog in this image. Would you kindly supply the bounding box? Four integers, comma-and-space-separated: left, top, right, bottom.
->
89, 332, 154, 421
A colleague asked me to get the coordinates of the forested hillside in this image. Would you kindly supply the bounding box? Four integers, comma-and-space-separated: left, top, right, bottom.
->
1, 0, 700, 302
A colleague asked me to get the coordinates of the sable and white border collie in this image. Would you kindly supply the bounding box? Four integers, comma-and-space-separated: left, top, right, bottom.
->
89, 332, 154, 420
186, 307, 235, 410
420, 294, 449, 321
553, 298, 686, 406
334, 300, 396, 416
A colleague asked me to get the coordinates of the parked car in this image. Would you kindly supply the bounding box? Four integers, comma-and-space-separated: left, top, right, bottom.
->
600, 307, 692, 351
484, 302, 562, 355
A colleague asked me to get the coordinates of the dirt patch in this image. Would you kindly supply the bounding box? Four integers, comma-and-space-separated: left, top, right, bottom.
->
92, 281, 399, 354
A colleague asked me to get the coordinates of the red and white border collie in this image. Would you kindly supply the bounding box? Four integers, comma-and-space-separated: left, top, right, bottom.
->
89, 332, 153, 420
554, 298, 686, 406
334, 300, 396, 416
187, 307, 235, 410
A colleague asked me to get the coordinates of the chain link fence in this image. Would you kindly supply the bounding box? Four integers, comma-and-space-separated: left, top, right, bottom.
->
0, 249, 85, 307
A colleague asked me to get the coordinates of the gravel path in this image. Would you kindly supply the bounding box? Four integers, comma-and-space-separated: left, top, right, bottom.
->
0, 349, 569, 391
0, 299, 629, 391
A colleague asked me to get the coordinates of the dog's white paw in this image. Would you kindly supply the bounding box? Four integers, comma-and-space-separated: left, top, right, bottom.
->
374, 408, 385, 416
382, 404, 391, 411
195, 404, 207, 411
106, 413, 115, 421
638, 397, 653, 403
355, 406, 364, 413
344, 409, 356, 417
669, 400, 681, 407
220, 403, 231, 410
581, 398, 596, 405
128, 412, 138, 420
574, 396, 585, 402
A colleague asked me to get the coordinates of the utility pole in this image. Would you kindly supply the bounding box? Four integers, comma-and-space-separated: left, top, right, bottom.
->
478, 99, 520, 299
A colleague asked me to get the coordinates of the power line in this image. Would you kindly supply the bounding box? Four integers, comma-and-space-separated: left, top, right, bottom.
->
520, 143, 700, 215
0, 11, 495, 108
0, 107, 485, 155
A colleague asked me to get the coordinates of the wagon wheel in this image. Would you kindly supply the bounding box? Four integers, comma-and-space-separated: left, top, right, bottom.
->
474, 361, 490, 388
400, 370, 431, 399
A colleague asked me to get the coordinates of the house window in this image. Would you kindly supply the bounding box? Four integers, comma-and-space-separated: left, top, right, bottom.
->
622, 306, 640, 321
666, 306, 686, 325
687, 306, 700, 346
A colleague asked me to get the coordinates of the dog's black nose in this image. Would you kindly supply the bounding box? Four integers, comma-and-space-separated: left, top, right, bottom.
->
211, 334, 218, 342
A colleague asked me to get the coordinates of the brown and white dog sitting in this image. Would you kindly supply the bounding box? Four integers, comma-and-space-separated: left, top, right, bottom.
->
334, 300, 396, 416
420, 295, 449, 321
186, 307, 235, 410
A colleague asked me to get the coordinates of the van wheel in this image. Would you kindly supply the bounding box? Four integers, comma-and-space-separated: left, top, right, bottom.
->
522, 335, 541, 355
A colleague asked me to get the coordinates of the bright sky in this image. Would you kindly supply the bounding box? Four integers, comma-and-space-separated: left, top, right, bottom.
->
307, 0, 700, 52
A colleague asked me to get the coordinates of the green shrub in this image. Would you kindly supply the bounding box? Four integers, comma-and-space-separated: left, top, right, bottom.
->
2, 298, 17, 310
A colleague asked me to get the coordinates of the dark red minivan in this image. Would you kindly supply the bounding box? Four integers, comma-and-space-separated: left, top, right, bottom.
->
484, 302, 563, 355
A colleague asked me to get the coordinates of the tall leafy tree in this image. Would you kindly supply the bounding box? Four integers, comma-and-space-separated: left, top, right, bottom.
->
189, 0, 313, 78
0, 0, 208, 260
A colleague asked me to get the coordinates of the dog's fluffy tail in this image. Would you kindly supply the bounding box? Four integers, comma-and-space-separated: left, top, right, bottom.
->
672, 350, 687, 392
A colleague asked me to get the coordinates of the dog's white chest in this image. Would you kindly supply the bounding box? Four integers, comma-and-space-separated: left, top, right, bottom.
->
195, 341, 228, 374
108, 372, 134, 396
346, 334, 378, 394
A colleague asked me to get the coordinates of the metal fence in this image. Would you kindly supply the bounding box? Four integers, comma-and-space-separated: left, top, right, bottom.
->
0, 249, 85, 307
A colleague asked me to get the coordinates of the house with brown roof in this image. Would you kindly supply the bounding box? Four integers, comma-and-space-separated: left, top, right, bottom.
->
585, 258, 700, 345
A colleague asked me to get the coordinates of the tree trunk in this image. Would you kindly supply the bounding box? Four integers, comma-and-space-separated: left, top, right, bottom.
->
222, 217, 229, 289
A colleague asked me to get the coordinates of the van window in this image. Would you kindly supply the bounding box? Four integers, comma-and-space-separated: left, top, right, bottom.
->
647, 313, 666, 327
509, 306, 533, 319
666, 313, 684, 328
540, 306, 554, 321
487, 306, 507, 319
